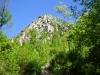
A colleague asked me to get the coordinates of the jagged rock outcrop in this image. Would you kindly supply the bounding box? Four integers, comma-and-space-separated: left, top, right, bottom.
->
14, 14, 69, 46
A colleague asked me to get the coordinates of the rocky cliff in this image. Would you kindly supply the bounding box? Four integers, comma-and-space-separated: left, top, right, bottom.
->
13, 14, 69, 46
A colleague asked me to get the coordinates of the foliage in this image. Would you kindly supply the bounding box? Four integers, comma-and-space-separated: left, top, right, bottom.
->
49, 0, 100, 75
0, 33, 20, 75
0, 0, 12, 31
0, 32, 8, 43
1, 0, 100, 75
54, 1, 72, 21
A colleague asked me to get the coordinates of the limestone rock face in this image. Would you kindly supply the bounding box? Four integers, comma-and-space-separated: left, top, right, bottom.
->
14, 14, 68, 46
28, 14, 55, 32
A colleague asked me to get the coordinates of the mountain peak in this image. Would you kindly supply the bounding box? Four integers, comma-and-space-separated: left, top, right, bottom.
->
14, 14, 68, 46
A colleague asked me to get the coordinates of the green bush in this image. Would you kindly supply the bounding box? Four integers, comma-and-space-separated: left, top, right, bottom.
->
0, 46, 20, 75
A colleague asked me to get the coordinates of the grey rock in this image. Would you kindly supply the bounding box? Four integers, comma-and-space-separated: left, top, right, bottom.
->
14, 14, 69, 46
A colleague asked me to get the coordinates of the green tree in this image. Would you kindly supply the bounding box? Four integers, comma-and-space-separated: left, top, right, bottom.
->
71, 0, 100, 17
0, 0, 12, 31
50, 0, 100, 74
68, 0, 100, 74
54, 1, 72, 22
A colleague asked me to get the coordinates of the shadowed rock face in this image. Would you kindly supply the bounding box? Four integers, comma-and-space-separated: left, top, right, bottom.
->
14, 14, 69, 46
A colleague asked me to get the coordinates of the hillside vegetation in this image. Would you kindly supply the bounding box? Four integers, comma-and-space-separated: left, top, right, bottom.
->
0, 0, 100, 75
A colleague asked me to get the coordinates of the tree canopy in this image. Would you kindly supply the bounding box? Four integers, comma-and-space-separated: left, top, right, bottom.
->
0, 0, 12, 31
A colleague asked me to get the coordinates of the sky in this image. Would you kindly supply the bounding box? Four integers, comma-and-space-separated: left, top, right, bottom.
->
6, 0, 80, 38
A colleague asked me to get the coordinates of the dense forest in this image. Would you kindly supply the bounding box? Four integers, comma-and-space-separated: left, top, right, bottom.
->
0, 0, 100, 75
